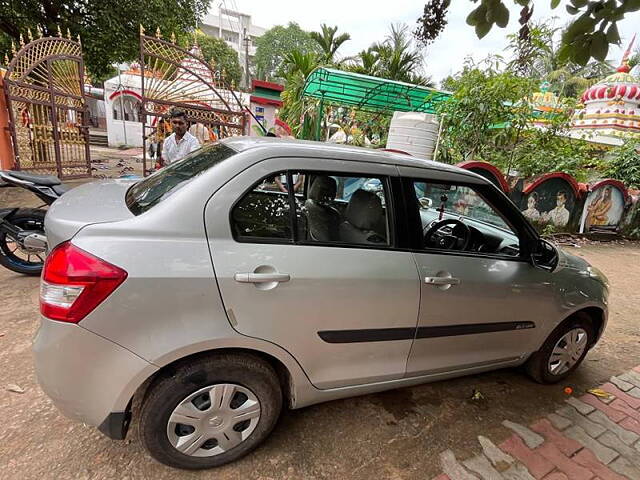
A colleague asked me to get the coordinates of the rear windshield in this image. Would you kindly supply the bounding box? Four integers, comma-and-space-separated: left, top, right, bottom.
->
125, 142, 236, 215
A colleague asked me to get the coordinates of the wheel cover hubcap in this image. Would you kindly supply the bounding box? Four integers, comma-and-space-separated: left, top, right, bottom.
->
548, 327, 588, 376
166, 383, 261, 457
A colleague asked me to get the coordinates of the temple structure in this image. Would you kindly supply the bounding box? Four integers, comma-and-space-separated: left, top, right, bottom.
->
528, 81, 563, 128
103, 44, 282, 147
571, 36, 640, 144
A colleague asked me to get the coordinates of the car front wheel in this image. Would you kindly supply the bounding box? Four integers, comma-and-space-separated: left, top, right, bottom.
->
525, 313, 595, 384
139, 353, 282, 470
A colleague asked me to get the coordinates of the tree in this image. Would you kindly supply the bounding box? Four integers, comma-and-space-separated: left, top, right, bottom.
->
310, 24, 351, 64
253, 23, 320, 81
505, 23, 613, 98
373, 24, 426, 83
414, 0, 640, 66
0, 0, 208, 81
437, 64, 534, 164
605, 139, 640, 189
348, 24, 432, 85
278, 50, 321, 137
196, 33, 242, 87
436, 59, 599, 179
348, 48, 381, 76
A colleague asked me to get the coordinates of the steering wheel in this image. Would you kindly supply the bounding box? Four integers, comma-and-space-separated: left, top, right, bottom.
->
424, 219, 471, 251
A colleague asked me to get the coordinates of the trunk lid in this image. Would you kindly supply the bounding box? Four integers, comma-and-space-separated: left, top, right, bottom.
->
45, 179, 135, 249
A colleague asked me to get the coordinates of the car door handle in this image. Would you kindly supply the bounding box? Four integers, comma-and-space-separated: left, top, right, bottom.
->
234, 273, 291, 283
424, 276, 461, 286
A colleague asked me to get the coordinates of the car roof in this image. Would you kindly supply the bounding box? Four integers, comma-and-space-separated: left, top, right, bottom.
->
220, 136, 481, 179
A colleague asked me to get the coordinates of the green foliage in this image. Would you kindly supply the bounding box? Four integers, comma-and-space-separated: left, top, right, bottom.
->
310, 24, 351, 64
279, 22, 431, 139
437, 60, 600, 180
254, 23, 320, 81
541, 223, 559, 236
437, 63, 534, 163
195, 33, 242, 87
278, 50, 321, 138
416, 0, 640, 66
0, 0, 208, 81
605, 139, 640, 189
347, 24, 432, 85
506, 21, 613, 96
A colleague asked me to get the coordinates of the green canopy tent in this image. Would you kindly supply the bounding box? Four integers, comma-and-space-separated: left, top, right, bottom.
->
301, 67, 452, 140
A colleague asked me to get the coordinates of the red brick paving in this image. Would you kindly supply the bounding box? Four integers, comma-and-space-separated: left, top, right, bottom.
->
499, 434, 555, 479
537, 443, 595, 479
600, 382, 640, 409
618, 416, 640, 435
542, 473, 569, 480
530, 419, 582, 456
572, 449, 628, 480
609, 398, 640, 421
579, 394, 627, 423
434, 369, 640, 479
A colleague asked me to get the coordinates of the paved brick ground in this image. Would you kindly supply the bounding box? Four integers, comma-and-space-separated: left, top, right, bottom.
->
432, 366, 640, 479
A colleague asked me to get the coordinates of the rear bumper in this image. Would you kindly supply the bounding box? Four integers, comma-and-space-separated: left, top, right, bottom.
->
33, 317, 158, 433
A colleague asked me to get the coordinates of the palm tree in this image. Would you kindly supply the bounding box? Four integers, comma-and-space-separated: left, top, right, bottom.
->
370, 24, 426, 83
310, 24, 351, 64
508, 23, 614, 98
278, 50, 321, 137
347, 48, 380, 76
278, 50, 319, 79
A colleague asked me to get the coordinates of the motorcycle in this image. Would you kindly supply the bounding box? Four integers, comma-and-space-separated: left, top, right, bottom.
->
0, 171, 69, 275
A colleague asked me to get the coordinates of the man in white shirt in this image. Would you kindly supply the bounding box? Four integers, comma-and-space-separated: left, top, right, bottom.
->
160, 109, 201, 167
543, 190, 571, 227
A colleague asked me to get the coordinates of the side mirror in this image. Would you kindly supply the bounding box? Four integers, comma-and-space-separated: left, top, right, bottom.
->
531, 239, 558, 271
418, 197, 432, 209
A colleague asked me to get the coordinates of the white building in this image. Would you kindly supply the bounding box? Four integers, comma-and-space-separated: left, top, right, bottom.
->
200, 7, 266, 87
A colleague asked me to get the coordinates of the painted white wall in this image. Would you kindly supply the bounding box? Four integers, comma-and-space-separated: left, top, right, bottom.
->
248, 101, 277, 136
106, 117, 144, 148
104, 74, 144, 147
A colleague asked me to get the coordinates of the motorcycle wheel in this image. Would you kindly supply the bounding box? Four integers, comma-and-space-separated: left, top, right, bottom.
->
0, 208, 46, 276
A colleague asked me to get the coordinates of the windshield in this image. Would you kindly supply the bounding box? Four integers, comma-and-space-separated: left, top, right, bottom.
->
414, 182, 511, 231
125, 142, 236, 215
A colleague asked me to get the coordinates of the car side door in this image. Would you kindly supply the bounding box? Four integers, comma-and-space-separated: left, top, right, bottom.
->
398, 166, 557, 377
205, 157, 421, 390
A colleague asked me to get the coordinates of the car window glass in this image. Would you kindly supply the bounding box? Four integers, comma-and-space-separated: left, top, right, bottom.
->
231, 172, 292, 241
294, 172, 390, 246
126, 142, 235, 215
413, 181, 520, 256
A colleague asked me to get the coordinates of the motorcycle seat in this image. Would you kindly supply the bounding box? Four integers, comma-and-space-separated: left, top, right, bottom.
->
4, 171, 61, 186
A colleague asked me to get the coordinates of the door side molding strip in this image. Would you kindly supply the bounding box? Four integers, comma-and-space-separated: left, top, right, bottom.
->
318, 321, 535, 344
318, 327, 415, 344
416, 321, 535, 339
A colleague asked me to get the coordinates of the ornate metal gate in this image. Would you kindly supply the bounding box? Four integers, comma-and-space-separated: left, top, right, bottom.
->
139, 28, 246, 174
3, 31, 91, 178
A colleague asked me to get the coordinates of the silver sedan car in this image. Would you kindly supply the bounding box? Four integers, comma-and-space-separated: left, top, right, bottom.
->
34, 137, 609, 469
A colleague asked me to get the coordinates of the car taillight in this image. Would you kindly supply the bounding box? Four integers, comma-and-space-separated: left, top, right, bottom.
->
40, 241, 127, 323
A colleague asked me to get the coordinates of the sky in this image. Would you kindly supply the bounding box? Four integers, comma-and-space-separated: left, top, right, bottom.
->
218, 0, 640, 87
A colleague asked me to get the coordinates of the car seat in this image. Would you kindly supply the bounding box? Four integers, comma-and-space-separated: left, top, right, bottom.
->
304, 176, 341, 242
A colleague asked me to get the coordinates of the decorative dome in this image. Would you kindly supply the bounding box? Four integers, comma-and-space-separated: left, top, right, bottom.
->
581, 65, 640, 103
530, 82, 562, 112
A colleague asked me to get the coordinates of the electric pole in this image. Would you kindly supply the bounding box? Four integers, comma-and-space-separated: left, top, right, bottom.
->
243, 27, 250, 90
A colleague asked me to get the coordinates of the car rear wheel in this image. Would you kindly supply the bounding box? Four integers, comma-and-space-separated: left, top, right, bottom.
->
525, 314, 594, 384
139, 353, 282, 470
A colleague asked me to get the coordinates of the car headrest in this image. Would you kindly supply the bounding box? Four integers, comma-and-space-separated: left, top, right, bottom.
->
308, 176, 337, 202
345, 189, 383, 230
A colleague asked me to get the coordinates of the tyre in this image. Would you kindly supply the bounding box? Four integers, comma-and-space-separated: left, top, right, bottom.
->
525, 313, 594, 384
0, 208, 46, 276
139, 353, 282, 470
